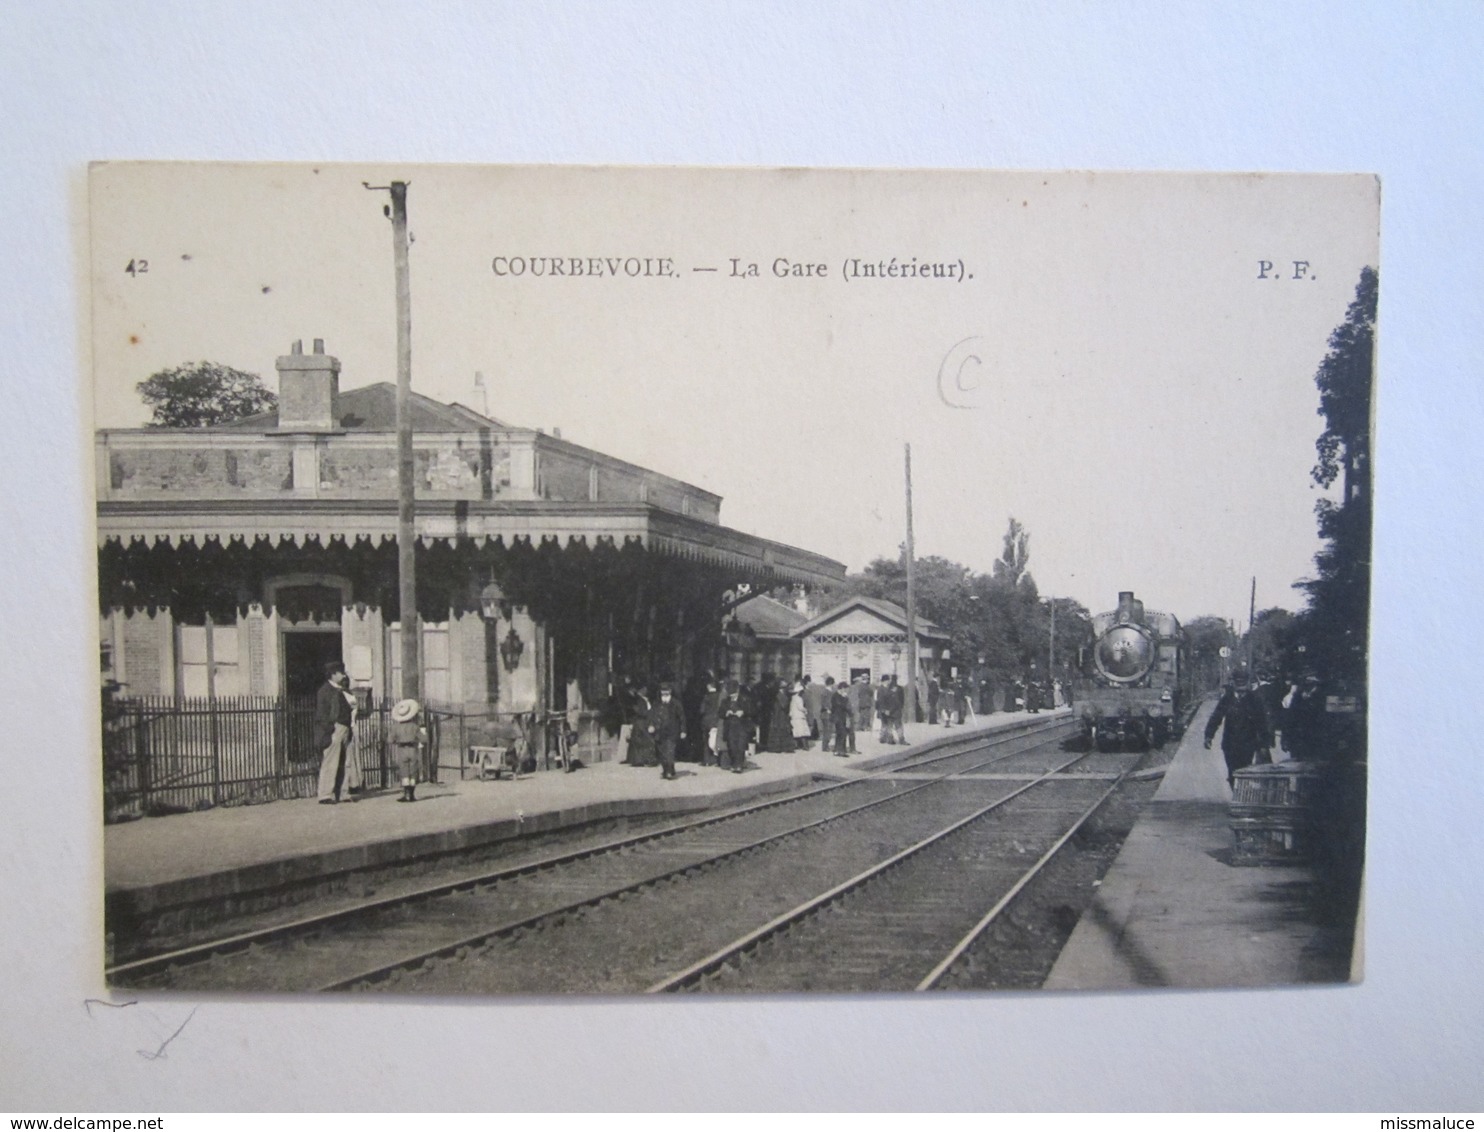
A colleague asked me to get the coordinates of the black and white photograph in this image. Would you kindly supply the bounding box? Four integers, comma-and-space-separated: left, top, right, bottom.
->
90, 162, 1376, 998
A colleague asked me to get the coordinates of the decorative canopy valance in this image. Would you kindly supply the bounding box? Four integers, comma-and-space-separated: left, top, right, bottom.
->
97, 499, 844, 588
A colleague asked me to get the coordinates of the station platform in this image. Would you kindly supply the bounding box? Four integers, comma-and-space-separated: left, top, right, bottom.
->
104, 707, 1071, 941
1044, 699, 1358, 991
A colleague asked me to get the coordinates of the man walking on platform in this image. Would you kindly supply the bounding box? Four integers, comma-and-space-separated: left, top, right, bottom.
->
1204, 670, 1274, 788
830, 679, 855, 755
720, 680, 752, 773
647, 682, 687, 780
315, 662, 361, 804
887, 675, 907, 743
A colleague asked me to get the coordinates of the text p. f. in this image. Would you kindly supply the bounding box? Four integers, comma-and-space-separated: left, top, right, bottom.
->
1258, 259, 1316, 280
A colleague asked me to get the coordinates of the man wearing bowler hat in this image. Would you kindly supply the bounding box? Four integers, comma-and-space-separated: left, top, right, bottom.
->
646, 682, 687, 780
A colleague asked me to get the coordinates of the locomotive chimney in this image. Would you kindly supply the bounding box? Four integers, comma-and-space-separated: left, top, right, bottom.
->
1115, 591, 1146, 623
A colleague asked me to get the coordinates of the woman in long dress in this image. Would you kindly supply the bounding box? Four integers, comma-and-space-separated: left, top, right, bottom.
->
627, 687, 658, 766
789, 680, 812, 751
767, 678, 794, 752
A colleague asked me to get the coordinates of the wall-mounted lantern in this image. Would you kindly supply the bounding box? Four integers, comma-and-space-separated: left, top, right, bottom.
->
499, 625, 525, 672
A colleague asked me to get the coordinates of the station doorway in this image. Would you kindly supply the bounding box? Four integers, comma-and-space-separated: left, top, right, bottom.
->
283, 630, 343, 698
280, 629, 343, 766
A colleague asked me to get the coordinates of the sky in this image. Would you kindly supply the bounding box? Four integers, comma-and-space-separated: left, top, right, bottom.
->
90, 162, 1378, 627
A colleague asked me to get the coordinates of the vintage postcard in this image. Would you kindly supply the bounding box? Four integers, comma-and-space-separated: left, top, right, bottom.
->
91, 163, 1376, 995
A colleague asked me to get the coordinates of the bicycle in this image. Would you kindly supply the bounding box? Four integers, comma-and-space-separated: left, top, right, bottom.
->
543, 711, 579, 772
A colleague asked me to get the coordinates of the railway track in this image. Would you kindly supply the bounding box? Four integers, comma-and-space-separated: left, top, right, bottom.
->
109, 717, 1073, 993
655, 759, 1131, 993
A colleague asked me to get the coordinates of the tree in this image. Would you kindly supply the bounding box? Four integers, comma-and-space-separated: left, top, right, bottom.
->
1312, 266, 1377, 501
137, 361, 276, 427
1243, 606, 1295, 679
1184, 615, 1236, 694
1294, 266, 1376, 693
992, 517, 1032, 589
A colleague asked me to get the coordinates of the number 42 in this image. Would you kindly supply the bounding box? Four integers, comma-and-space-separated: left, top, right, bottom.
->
125, 259, 149, 276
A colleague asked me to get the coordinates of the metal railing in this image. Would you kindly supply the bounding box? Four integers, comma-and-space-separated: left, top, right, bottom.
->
102, 696, 619, 822
104, 695, 402, 822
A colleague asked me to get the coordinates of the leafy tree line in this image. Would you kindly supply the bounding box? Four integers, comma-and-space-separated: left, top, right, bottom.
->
137, 361, 276, 427
1225, 267, 1373, 710
809, 518, 1094, 693
1292, 265, 1376, 699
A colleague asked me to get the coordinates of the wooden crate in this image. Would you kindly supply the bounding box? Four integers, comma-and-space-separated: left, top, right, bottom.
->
1230, 762, 1322, 807
1229, 763, 1323, 866
1230, 814, 1311, 865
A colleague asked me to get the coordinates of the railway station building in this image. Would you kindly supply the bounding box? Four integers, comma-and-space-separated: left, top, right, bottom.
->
794, 596, 951, 685
96, 339, 844, 767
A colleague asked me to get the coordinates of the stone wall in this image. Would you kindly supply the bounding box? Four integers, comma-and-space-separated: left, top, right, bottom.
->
109, 448, 294, 495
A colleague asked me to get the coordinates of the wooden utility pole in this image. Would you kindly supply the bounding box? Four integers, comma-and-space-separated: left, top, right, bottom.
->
366, 180, 419, 700
1246, 575, 1257, 676
904, 443, 919, 722
1048, 598, 1056, 705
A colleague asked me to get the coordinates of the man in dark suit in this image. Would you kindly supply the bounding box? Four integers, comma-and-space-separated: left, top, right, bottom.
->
887, 675, 907, 743
720, 680, 752, 773
315, 662, 359, 804
830, 679, 855, 755
1205, 670, 1275, 788
646, 682, 688, 780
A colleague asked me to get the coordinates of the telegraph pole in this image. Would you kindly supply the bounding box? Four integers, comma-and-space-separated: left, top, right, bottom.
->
366, 180, 419, 700
1246, 575, 1257, 676
1048, 598, 1056, 706
904, 443, 919, 722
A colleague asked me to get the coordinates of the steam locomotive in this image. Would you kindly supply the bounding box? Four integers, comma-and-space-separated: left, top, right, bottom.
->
1075, 591, 1188, 751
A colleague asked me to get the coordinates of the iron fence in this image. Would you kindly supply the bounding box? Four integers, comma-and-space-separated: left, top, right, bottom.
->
103, 696, 621, 822
103, 695, 399, 821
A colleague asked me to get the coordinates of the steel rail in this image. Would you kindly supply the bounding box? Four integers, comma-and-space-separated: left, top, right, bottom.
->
316, 723, 1074, 992
107, 715, 1067, 984
644, 748, 1094, 994
913, 769, 1130, 991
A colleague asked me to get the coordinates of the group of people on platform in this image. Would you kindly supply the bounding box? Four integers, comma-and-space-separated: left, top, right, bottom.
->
600, 666, 1070, 781
1204, 667, 1363, 787
604, 671, 943, 779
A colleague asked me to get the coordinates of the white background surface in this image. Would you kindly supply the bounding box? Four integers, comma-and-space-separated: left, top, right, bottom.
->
3, 1, 1481, 1111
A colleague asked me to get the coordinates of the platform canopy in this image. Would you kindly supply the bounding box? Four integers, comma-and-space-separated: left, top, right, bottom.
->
97, 499, 844, 589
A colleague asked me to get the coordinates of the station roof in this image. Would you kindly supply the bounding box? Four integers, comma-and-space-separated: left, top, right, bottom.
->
732, 594, 809, 639
222, 383, 512, 432
99, 380, 844, 588
791, 595, 950, 641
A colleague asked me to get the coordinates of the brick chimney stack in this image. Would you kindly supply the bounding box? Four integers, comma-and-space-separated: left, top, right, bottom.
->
275, 338, 341, 431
